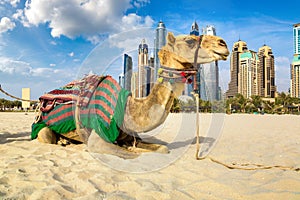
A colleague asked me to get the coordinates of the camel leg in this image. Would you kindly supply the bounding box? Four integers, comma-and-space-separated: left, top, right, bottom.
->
87, 130, 140, 159
116, 131, 169, 154
135, 142, 169, 154
58, 129, 84, 144
37, 127, 57, 144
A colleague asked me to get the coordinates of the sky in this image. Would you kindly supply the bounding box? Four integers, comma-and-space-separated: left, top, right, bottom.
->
0, 0, 299, 100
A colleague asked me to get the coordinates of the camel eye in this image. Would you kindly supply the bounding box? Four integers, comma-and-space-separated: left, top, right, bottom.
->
185, 39, 195, 46
219, 40, 227, 47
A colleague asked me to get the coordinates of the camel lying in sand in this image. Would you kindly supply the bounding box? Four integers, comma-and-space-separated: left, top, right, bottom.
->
32, 32, 229, 158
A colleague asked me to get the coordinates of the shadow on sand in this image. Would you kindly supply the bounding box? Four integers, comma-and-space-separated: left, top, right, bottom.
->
0, 132, 31, 144
140, 135, 216, 152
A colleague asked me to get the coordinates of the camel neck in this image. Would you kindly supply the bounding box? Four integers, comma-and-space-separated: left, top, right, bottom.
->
157, 66, 196, 85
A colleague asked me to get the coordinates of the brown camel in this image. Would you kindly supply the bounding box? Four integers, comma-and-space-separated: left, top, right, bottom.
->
35, 32, 229, 158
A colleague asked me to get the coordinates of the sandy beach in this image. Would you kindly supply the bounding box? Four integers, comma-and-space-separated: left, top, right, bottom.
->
0, 112, 300, 199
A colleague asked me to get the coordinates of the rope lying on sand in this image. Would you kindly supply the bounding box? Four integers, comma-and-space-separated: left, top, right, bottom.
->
0, 84, 38, 102
193, 93, 299, 172
199, 156, 300, 172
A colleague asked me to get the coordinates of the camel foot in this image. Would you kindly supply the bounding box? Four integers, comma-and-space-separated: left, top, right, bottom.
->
57, 130, 84, 145
37, 127, 57, 144
87, 130, 140, 159
135, 142, 169, 154
57, 138, 70, 146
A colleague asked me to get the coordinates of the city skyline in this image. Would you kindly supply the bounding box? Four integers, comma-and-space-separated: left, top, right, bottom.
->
0, 0, 299, 100
226, 39, 276, 99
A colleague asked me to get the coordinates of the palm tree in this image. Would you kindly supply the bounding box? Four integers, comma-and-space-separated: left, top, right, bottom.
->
235, 93, 247, 113
171, 98, 180, 113
226, 96, 240, 113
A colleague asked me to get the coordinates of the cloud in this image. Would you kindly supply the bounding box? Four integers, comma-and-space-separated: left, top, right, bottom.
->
68, 52, 74, 57
16, 0, 153, 43
108, 27, 155, 52
0, 0, 20, 7
0, 57, 73, 78
0, 56, 79, 99
133, 0, 150, 8
10, 0, 19, 7
0, 17, 15, 33
121, 14, 154, 31
0, 58, 31, 75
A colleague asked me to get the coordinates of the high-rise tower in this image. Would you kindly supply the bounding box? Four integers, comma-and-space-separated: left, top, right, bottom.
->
294, 23, 300, 55
258, 45, 276, 98
154, 21, 167, 81
185, 21, 200, 97
123, 54, 133, 92
190, 21, 199, 36
146, 54, 155, 96
227, 40, 276, 99
137, 39, 148, 97
291, 23, 300, 97
118, 73, 124, 88
238, 51, 260, 98
226, 40, 248, 98
131, 72, 138, 98
200, 25, 220, 101
202, 25, 216, 36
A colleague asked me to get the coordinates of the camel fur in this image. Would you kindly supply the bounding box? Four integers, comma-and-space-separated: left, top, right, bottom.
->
35, 32, 229, 159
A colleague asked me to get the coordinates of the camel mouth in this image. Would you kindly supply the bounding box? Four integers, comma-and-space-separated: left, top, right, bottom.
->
213, 50, 229, 60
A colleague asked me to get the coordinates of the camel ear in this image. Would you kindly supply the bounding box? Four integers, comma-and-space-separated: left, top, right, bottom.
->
167, 32, 175, 46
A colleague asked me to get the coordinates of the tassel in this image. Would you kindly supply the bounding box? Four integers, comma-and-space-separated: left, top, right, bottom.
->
158, 77, 164, 83
158, 68, 163, 74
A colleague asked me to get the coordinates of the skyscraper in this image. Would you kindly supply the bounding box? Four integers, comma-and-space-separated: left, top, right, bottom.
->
131, 71, 138, 98
293, 23, 300, 55
291, 23, 300, 98
238, 51, 260, 98
200, 25, 220, 101
118, 73, 124, 88
185, 21, 200, 97
226, 40, 248, 98
291, 56, 300, 97
258, 45, 276, 98
123, 54, 132, 92
137, 39, 148, 97
202, 25, 216, 36
227, 39, 277, 99
190, 21, 199, 36
154, 21, 167, 81
146, 55, 155, 96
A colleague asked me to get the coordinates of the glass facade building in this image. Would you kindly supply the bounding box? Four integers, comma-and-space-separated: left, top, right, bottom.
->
154, 21, 167, 82
294, 23, 300, 55
123, 54, 133, 92
200, 25, 220, 101
137, 39, 149, 97
190, 21, 199, 36
291, 23, 300, 97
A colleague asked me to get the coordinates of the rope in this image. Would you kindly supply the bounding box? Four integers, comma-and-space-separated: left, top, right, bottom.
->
190, 36, 299, 172
204, 156, 300, 172
194, 93, 200, 159
0, 84, 38, 102
193, 92, 299, 172
34, 102, 42, 123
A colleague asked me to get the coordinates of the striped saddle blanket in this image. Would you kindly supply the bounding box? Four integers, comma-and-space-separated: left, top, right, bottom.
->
31, 75, 131, 143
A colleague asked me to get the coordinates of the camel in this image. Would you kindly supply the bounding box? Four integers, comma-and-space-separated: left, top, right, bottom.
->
33, 32, 229, 158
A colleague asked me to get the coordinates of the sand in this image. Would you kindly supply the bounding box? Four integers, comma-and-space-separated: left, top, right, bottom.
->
0, 112, 300, 199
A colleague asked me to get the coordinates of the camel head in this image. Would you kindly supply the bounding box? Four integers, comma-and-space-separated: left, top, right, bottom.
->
158, 32, 229, 70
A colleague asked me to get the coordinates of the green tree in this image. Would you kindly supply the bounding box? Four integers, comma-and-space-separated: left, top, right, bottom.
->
171, 97, 180, 113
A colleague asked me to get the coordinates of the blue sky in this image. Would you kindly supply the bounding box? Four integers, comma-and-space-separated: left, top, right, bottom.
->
0, 0, 299, 100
